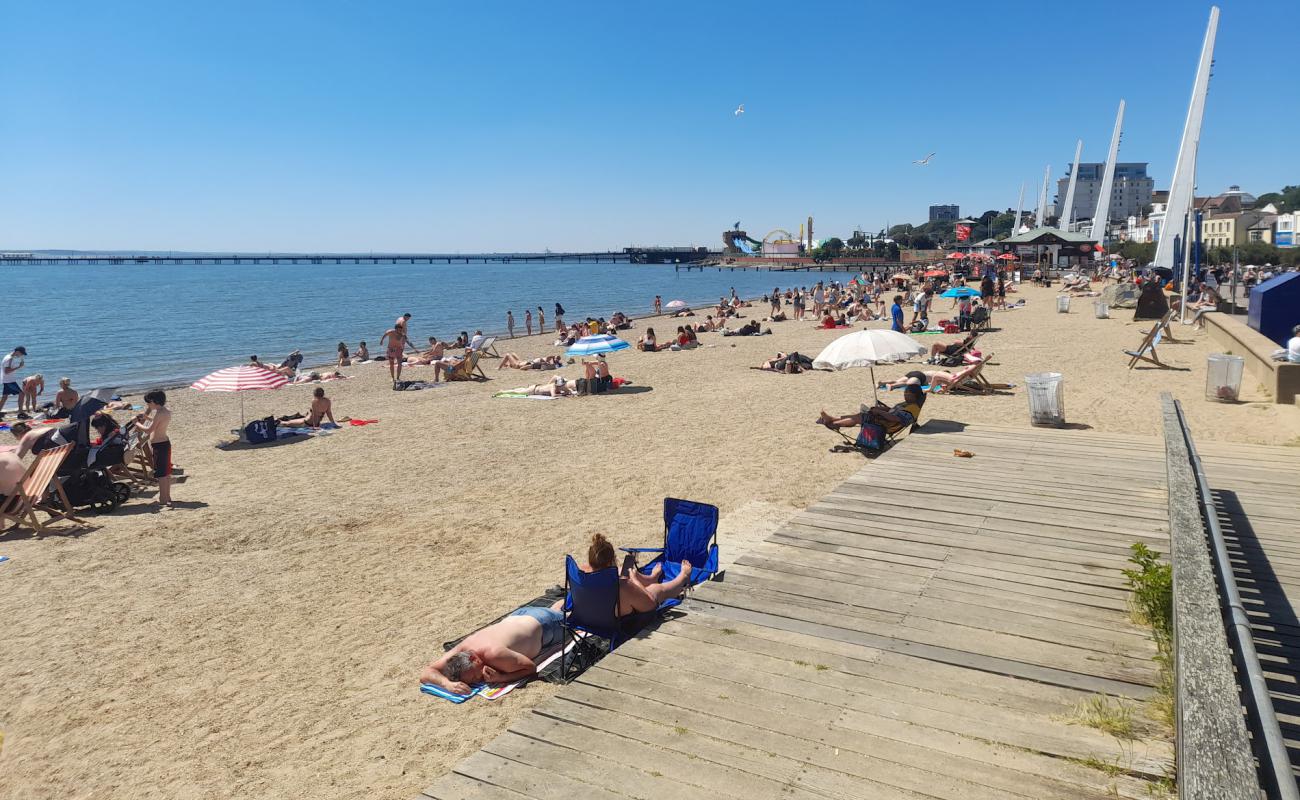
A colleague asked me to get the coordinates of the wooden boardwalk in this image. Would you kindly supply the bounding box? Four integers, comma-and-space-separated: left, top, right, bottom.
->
423, 423, 1181, 800
1198, 439, 1300, 777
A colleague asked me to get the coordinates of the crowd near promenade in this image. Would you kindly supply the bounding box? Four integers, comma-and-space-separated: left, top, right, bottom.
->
2, 265, 1299, 800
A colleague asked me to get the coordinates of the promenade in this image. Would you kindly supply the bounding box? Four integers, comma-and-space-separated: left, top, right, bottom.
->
423, 422, 1180, 800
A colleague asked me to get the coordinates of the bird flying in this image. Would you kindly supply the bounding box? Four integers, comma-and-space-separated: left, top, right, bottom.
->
912, 152, 936, 165
734, 104, 744, 116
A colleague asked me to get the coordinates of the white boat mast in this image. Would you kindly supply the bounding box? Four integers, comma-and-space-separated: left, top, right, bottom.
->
1155, 6, 1219, 275
1037, 167, 1051, 227
1090, 100, 1126, 245
1059, 139, 1083, 232
1013, 182, 1025, 234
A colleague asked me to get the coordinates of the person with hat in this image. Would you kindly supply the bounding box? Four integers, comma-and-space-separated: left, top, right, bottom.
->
0, 346, 27, 419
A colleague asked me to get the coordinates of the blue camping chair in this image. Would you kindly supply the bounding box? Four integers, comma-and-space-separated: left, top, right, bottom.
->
560, 554, 621, 680
621, 498, 720, 606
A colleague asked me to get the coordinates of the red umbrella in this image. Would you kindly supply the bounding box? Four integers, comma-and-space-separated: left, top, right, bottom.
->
924, 269, 948, 278
192, 365, 289, 427
944, 252, 965, 260
997, 253, 1019, 260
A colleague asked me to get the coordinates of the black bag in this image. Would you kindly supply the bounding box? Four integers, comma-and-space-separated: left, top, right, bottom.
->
244, 416, 278, 444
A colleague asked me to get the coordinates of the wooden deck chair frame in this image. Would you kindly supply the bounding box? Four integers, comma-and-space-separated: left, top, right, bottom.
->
476, 336, 501, 357
1125, 324, 1170, 369
445, 350, 489, 382
115, 428, 158, 488
945, 353, 1013, 394
0, 443, 83, 535
1156, 309, 1188, 343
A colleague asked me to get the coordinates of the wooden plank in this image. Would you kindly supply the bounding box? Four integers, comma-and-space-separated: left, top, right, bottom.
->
422, 772, 531, 800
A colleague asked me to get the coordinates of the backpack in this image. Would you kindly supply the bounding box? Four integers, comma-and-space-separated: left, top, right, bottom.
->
244, 416, 278, 444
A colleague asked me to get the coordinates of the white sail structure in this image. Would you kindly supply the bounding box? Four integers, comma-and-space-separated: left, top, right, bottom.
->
1155, 5, 1219, 279
1013, 182, 1025, 235
1059, 139, 1083, 231
1090, 100, 1126, 245
1037, 166, 1051, 226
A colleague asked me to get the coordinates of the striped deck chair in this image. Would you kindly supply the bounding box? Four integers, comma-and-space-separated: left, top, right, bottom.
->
945, 352, 1013, 394
113, 425, 157, 488
474, 336, 501, 357
444, 350, 488, 382
0, 443, 82, 535
1125, 325, 1169, 369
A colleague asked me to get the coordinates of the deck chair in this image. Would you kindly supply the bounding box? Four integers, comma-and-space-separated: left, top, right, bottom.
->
0, 443, 82, 534
621, 498, 720, 601
832, 402, 920, 454
444, 350, 488, 381
474, 336, 501, 357
935, 331, 982, 367
1125, 326, 1170, 369
1155, 309, 1188, 343
944, 352, 1013, 393
113, 425, 157, 488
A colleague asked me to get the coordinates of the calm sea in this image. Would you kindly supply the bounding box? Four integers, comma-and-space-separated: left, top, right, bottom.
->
9, 259, 808, 394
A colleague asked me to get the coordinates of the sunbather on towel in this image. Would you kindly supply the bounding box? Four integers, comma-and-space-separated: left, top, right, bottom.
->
507, 375, 572, 397
817, 383, 925, 435
421, 599, 566, 694
498, 353, 561, 370
586, 533, 692, 616
277, 387, 336, 427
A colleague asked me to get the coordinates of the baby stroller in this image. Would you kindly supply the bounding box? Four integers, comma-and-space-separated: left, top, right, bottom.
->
50, 389, 132, 514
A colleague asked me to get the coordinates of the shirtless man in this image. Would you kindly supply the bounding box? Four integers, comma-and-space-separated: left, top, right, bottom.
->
380, 316, 413, 384
420, 600, 565, 694
279, 387, 336, 427
53, 378, 79, 418
135, 390, 173, 508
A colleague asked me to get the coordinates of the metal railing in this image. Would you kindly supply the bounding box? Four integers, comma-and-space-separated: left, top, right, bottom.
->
1167, 395, 1299, 800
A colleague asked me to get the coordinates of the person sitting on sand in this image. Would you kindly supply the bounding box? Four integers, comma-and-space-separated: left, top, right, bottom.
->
278, 387, 337, 428
683, 326, 698, 345
498, 353, 561, 370
674, 326, 691, 347
420, 598, 567, 694
337, 342, 351, 367
50, 377, 79, 418
585, 533, 693, 616
405, 337, 447, 366
638, 328, 658, 352
356, 341, 369, 361
452, 332, 468, 350
818, 382, 925, 437
18, 374, 44, 416
819, 312, 838, 329
755, 352, 807, 373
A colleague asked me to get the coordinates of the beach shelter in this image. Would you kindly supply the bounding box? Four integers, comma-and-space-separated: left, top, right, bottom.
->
566, 334, 631, 358
191, 365, 288, 426
812, 329, 926, 403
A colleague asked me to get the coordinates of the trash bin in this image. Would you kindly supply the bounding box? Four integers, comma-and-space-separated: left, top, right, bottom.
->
1093, 300, 1109, 319
1057, 295, 1071, 313
1026, 372, 1065, 426
1206, 354, 1245, 402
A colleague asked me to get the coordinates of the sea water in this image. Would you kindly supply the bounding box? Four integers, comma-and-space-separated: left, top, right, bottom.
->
10, 259, 814, 393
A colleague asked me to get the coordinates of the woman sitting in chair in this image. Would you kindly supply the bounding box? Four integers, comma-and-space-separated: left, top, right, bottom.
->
585, 533, 692, 616
817, 382, 925, 443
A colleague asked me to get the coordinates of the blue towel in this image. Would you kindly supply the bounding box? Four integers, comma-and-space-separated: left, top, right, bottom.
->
0, 555, 9, 565
420, 682, 484, 704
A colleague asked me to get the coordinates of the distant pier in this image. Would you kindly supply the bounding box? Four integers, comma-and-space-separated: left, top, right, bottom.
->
0, 246, 716, 267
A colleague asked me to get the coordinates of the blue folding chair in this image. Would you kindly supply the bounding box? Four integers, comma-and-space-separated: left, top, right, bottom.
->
621, 498, 720, 606
560, 554, 621, 681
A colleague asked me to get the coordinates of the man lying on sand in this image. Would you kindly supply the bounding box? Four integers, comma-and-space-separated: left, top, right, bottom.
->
421, 599, 566, 694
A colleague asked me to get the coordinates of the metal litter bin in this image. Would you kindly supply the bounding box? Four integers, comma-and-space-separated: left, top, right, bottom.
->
1026, 372, 1065, 426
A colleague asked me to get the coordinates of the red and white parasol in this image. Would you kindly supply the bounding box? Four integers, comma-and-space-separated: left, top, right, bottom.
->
192, 365, 289, 427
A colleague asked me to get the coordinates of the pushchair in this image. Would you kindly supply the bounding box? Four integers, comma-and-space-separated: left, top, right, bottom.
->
48, 389, 132, 514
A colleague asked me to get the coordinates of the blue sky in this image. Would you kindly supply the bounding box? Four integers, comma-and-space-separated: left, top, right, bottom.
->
1, 1, 1293, 252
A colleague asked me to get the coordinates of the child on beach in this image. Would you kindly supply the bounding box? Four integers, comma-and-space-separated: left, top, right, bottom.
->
135, 390, 173, 508
356, 341, 369, 361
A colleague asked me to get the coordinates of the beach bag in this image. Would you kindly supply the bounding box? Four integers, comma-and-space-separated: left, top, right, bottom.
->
244, 417, 278, 444
855, 423, 886, 451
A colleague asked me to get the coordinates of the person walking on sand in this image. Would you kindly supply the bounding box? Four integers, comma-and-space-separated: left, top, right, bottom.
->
654, 295, 662, 314
381, 316, 413, 384
507, 310, 515, 339
0, 346, 26, 419
135, 389, 174, 508
554, 303, 565, 331
524, 308, 533, 336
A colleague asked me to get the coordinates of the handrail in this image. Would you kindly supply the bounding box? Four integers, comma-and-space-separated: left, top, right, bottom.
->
1171, 397, 1300, 800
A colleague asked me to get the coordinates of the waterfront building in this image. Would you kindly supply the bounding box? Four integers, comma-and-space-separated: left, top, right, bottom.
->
1273, 213, 1297, 248
929, 204, 960, 222
1053, 162, 1155, 225
1203, 210, 1264, 249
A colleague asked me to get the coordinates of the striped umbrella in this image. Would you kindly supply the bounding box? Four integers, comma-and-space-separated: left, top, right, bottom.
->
566, 335, 631, 357
191, 365, 289, 427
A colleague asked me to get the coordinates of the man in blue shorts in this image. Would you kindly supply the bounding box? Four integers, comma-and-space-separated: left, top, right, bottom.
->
420, 600, 564, 695
0, 346, 26, 419
890, 296, 905, 332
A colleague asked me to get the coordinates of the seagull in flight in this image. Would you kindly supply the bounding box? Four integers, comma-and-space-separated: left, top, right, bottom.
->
734, 104, 744, 116
912, 152, 936, 165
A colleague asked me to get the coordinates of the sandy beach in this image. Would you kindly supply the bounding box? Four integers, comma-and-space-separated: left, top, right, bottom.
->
3, 282, 1298, 800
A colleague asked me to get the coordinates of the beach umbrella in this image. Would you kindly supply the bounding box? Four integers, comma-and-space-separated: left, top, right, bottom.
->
191, 365, 288, 427
891, 272, 911, 282
997, 252, 1019, 260
924, 268, 948, 278
812, 329, 927, 403
940, 286, 981, 298
945, 252, 965, 260
566, 334, 631, 358
664, 299, 688, 310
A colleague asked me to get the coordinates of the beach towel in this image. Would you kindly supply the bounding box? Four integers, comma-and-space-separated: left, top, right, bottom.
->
884, 383, 934, 392
493, 392, 558, 400
0, 555, 9, 565
348, 419, 380, 426
419, 682, 484, 704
